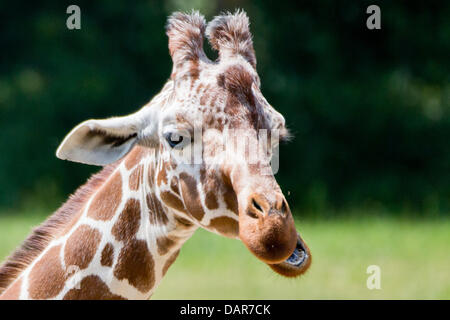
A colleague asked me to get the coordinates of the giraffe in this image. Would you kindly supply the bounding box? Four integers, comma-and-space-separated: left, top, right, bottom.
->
0, 10, 311, 300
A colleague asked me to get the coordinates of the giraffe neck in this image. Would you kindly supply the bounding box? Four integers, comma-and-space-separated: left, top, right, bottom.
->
0, 146, 198, 300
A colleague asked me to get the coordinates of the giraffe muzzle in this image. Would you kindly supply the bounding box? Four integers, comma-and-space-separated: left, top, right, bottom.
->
236, 191, 311, 277
238, 193, 299, 264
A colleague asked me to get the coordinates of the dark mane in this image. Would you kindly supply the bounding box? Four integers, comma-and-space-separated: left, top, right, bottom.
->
0, 162, 119, 294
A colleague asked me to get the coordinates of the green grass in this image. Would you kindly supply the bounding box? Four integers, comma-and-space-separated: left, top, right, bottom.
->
0, 212, 449, 299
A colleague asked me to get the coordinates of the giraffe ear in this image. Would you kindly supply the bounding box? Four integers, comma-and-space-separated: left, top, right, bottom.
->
56, 107, 159, 166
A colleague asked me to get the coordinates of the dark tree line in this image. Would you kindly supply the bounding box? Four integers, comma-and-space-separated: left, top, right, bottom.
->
0, 1, 448, 215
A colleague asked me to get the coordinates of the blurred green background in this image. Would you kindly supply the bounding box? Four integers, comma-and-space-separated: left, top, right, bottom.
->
0, 0, 449, 299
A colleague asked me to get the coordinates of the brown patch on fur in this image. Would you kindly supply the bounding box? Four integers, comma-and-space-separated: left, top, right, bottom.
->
0, 277, 22, 300
189, 59, 200, 83
209, 217, 239, 238
170, 177, 180, 196
162, 250, 180, 276
160, 191, 186, 214
63, 275, 125, 300
200, 91, 210, 106
88, 171, 123, 221
0, 163, 118, 295
205, 191, 219, 210
210, 93, 219, 109
112, 199, 141, 242
212, 117, 224, 131
224, 191, 239, 215
129, 164, 143, 191
179, 173, 205, 221
217, 65, 265, 133
221, 172, 239, 215
64, 225, 101, 270
174, 215, 194, 229
219, 65, 255, 107
101, 243, 114, 267
147, 193, 169, 226
157, 162, 169, 186
113, 239, 155, 293
205, 114, 215, 127
175, 113, 189, 124
125, 146, 145, 170
196, 83, 204, 94
200, 168, 220, 210
28, 245, 66, 299
156, 236, 177, 255
217, 117, 225, 131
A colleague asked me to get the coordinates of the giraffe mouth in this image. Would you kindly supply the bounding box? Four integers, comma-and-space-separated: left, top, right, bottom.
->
267, 233, 311, 277
284, 236, 308, 267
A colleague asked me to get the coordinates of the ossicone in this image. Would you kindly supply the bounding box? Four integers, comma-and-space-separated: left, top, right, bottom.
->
206, 9, 256, 69
166, 10, 210, 79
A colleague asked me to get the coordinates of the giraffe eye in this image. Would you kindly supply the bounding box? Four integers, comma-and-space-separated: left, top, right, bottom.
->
164, 132, 187, 149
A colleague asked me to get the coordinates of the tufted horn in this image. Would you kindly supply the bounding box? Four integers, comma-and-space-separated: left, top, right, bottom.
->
166, 10, 210, 80
206, 9, 256, 69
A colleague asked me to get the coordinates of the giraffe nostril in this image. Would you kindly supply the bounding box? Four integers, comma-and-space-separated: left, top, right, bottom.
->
252, 199, 263, 213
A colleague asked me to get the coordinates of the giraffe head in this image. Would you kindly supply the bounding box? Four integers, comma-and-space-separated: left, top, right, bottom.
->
56, 10, 310, 277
